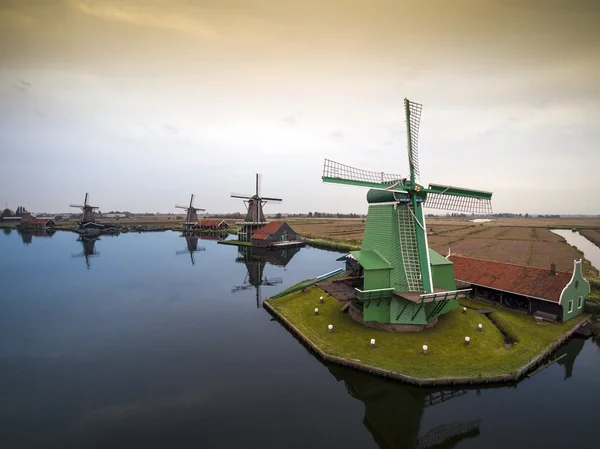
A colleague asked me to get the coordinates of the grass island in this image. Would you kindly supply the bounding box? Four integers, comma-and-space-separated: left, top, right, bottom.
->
264, 284, 587, 385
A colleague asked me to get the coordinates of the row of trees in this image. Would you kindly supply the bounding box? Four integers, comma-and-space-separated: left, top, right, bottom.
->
1, 206, 28, 217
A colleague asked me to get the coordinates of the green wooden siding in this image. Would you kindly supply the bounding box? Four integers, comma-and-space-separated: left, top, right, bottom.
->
389, 298, 427, 325
364, 269, 391, 291
362, 204, 409, 292
364, 297, 391, 323
431, 264, 457, 291
559, 260, 591, 321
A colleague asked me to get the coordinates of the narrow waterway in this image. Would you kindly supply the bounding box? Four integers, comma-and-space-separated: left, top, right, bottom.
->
551, 229, 600, 271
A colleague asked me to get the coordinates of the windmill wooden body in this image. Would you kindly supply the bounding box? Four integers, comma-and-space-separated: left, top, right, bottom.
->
175, 194, 205, 231
70, 193, 99, 225
323, 98, 493, 328
231, 174, 282, 241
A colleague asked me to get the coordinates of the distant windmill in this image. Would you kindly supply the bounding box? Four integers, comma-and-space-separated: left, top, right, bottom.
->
231, 173, 282, 241
72, 235, 100, 270
70, 193, 99, 225
175, 194, 205, 231
175, 234, 206, 266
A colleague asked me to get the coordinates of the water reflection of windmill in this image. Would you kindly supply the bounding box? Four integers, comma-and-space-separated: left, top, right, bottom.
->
232, 246, 301, 307
175, 234, 206, 266
327, 364, 482, 449
72, 235, 100, 270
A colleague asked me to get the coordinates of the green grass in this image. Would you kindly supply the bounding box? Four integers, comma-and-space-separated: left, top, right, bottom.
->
267, 287, 585, 379
304, 238, 360, 252
217, 240, 254, 247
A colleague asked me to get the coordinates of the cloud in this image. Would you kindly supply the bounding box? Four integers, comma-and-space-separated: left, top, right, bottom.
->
329, 130, 344, 141
164, 124, 179, 134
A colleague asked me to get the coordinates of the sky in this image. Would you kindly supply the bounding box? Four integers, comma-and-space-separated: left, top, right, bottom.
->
0, 0, 599, 215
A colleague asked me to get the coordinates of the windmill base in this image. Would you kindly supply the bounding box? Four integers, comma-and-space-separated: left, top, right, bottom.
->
349, 304, 438, 332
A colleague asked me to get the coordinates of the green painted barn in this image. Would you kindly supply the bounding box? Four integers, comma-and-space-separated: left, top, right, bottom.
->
450, 256, 591, 323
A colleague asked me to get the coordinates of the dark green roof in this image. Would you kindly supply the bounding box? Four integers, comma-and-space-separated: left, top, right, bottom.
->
350, 249, 393, 270
429, 248, 452, 266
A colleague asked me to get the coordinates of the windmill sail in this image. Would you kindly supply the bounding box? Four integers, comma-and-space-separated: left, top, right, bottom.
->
322, 159, 404, 190
405, 99, 423, 180
425, 184, 493, 214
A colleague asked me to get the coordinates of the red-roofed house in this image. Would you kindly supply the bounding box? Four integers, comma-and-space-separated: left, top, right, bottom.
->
251, 221, 300, 247
449, 255, 591, 322
19, 218, 56, 229
195, 219, 230, 230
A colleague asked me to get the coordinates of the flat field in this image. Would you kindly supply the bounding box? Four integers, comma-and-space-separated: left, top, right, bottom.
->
287, 217, 600, 278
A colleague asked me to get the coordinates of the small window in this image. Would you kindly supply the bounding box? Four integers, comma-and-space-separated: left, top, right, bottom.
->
578, 296, 583, 309
568, 300, 573, 313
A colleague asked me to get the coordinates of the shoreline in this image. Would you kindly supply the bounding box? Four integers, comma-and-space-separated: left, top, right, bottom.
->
263, 293, 589, 387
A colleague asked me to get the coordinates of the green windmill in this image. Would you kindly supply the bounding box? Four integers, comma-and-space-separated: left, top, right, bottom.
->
323, 99, 493, 328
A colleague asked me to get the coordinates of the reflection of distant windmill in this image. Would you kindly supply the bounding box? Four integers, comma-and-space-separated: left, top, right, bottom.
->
72, 236, 100, 270
232, 246, 294, 308
175, 234, 206, 266
175, 194, 205, 231
70, 193, 99, 225
326, 364, 482, 449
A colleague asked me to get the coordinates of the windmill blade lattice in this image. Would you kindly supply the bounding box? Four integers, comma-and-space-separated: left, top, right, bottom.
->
425, 188, 493, 214
323, 159, 403, 186
405, 99, 423, 179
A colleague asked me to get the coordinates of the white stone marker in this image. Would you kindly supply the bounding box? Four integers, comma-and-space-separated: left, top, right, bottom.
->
328, 324, 333, 333
314, 308, 319, 315
464, 336, 470, 345
370, 338, 376, 348
423, 345, 428, 354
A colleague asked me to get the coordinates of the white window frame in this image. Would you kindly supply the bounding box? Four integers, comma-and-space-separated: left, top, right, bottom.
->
568, 300, 573, 313
577, 296, 583, 309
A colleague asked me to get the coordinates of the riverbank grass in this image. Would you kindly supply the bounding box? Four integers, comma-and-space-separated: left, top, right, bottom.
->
266, 286, 585, 379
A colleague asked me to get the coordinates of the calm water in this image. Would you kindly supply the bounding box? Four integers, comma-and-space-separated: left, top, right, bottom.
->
1, 229, 599, 449
552, 229, 600, 271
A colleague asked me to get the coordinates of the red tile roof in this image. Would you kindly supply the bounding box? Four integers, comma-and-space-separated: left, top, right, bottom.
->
449, 255, 572, 303
24, 218, 55, 226
252, 221, 285, 240
196, 219, 228, 227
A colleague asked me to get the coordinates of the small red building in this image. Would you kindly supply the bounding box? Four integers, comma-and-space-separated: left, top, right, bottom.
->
20, 218, 56, 229
449, 255, 590, 322
195, 219, 230, 230
251, 221, 300, 247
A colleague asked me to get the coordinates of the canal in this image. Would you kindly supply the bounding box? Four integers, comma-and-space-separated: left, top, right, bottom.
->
1, 229, 599, 449
552, 229, 600, 272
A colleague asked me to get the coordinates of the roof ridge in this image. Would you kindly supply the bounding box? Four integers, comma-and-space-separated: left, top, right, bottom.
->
449, 254, 572, 274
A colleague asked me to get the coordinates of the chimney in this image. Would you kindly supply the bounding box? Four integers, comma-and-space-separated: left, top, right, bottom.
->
550, 263, 556, 276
